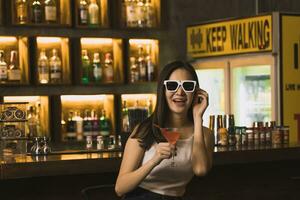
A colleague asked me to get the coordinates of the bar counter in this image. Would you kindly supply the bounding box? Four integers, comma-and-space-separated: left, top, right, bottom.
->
1, 143, 300, 180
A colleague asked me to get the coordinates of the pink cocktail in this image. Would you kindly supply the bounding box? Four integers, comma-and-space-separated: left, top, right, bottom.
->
154, 124, 181, 167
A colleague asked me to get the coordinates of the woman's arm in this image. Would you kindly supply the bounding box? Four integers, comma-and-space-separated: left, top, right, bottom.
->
192, 123, 214, 176
191, 88, 214, 176
115, 131, 174, 196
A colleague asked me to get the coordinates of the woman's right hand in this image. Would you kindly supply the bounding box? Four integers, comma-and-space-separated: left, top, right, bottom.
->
152, 142, 175, 165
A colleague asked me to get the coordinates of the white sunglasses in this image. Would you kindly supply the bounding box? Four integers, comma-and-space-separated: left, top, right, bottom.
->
164, 80, 197, 93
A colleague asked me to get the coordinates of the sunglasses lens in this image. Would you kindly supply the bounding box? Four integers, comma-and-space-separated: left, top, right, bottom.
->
166, 81, 178, 91
182, 81, 195, 92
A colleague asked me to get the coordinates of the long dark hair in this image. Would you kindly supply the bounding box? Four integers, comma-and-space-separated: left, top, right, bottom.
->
131, 60, 199, 149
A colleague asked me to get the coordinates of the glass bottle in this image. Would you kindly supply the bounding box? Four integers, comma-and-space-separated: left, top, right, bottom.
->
8, 50, 21, 83
91, 109, 99, 136
136, 0, 145, 27
126, 0, 137, 27
0, 50, 8, 83
146, 55, 154, 81
49, 48, 62, 84
28, 106, 38, 138
38, 49, 49, 84
147, 99, 153, 116
79, 0, 88, 25
44, 0, 57, 23
144, 0, 154, 27
66, 111, 76, 141
100, 109, 111, 136
104, 53, 114, 83
81, 50, 90, 84
137, 45, 146, 81
130, 56, 139, 83
74, 111, 83, 141
16, 0, 28, 24
31, 0, 42, 23
92, 52, 102, 83
122, 100, 129, 132
83, 109, 93, 137
216, 115, 223, 146
88, 0, 100, 27
228, 114, 236, 146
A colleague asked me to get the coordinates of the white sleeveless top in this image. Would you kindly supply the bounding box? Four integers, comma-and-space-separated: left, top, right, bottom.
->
139, 135, 194, 197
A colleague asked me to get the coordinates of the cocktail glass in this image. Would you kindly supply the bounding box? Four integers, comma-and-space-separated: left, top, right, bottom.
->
154, 124, 180, 167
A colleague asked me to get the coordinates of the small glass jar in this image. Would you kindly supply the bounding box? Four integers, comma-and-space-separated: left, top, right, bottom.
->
247, 128, 254, 146
96, 135, 104, 150
86, 135, 93, 149
108, 135, 116, 149
272, 126, 282, 145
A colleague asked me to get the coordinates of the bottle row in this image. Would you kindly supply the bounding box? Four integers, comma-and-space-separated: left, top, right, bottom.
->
209, 114, 290, 147
0, 94, 156, 142
0, 36, 159, 85
1, 0, 161, 28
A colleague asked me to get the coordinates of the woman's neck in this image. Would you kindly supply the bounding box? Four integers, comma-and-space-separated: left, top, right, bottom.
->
166, 113, 191, 127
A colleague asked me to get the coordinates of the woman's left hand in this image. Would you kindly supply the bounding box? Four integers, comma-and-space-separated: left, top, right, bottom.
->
192, 88, 209, 119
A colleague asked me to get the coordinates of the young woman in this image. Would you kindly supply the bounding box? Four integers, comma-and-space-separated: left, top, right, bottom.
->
115, 60, 214, 200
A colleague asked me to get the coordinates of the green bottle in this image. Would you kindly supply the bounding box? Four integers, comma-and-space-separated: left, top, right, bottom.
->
100, 109, 111, 136
81, 50, 90, 84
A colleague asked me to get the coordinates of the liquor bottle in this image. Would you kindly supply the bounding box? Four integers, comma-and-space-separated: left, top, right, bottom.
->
8, 50, 21, 83
136, 0, 145, 27
88, 0, 100, 27
125, 0, 137, 27
79, 0, 88, 25
28, 106, 38, 138
144, 0, 155, 27
44, 0, 57, 23
38, 49, 49, 84
66, 111, 76, 141
16, 0, 28, 24
74, 111, 83, 141
49, 49, 62, 84
104, 53, 114, 83
0, 50, 8, 83
216, 115, 223, 146
137, 45, 146, 81
83, 109, 93, 137
91, 109, 99, 136
228, 114, 236, 146
122, 101, 129, 132
100, 109, 111, 136
129, 57, 139, 83
31, 0, 42, 23
209, 115, 216, 139
92, 52, 102, 83
146, 55, 154, 81
81, 50, 90, 84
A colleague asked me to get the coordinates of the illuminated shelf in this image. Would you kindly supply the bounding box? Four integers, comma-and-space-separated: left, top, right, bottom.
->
128, 39, 159, 83
35, 36, 71, 85
119, 0, 161, 29
0, 36, 29, 85
80, 37, 124, 85
60, 94, 115, 141
10, 0, 71, 26
75, 0, 109, 28
4, 96, 50, 137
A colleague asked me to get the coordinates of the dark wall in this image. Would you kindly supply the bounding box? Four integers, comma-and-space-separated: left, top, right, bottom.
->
160, 0, 300, 66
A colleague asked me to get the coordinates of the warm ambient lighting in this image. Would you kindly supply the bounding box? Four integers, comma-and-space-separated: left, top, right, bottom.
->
81, 38, 113, 45
4, 96, 42, 103
61, 95, 109, 102
129, 39, 158, 45
37, 37, 62, 44
0, 37, 17, 43
122, 94, 156, 101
